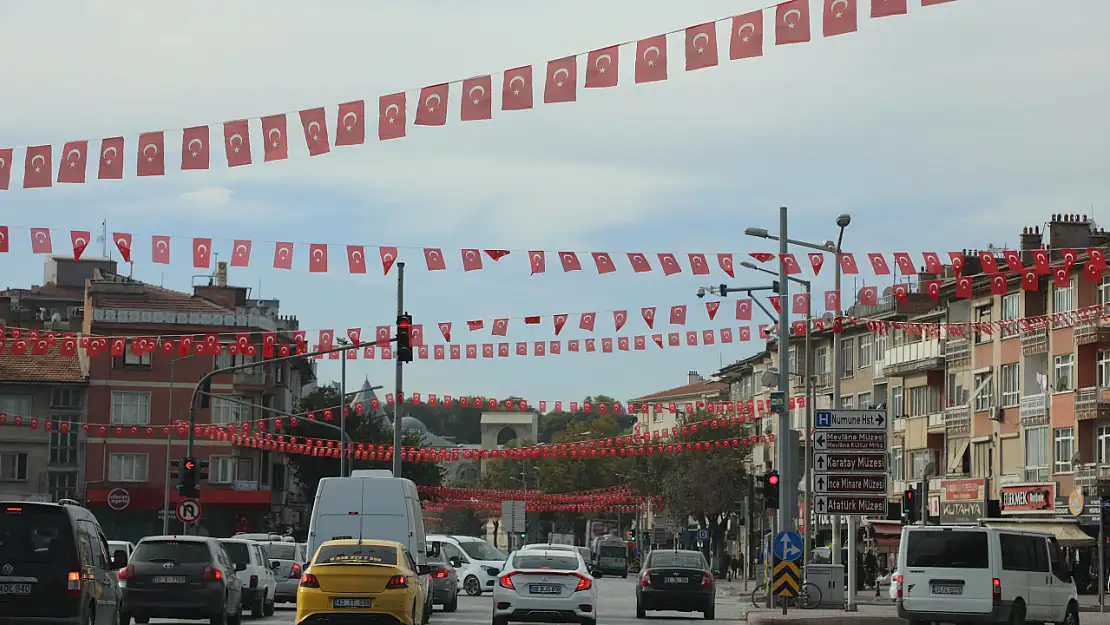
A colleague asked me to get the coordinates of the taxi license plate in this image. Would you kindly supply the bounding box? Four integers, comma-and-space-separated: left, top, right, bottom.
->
931, 584, 963, 595
0, 583, 31, 595
333, 598, 372, 608
152, 576, 186, 584
665, 577, 689, 584
529, 584, 562, 594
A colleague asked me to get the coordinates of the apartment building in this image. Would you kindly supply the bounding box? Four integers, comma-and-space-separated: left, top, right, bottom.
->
629, 371, 728, 434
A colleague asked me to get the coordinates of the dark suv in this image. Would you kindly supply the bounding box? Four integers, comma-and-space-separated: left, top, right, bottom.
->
119, 536, 243, 625
0, 499, 126, 625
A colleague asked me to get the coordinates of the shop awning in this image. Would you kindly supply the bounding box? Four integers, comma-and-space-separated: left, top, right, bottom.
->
979, 520, 1095, 547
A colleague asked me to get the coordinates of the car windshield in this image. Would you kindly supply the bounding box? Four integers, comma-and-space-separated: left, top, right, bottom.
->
648, 552, 705, 569
0, 505, 77, 565
600, 545, 626, 558
220, 542, 251, 565
134, 541, 211, 564
315, 544, 398, 566
263, 543, 296, 560
459, 541, 505, 561
513, 554, 578, 570
905, 530, 989, 569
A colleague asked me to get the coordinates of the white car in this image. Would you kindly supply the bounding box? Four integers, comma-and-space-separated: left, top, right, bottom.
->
219, 538, 278, 617
492, 548, 598, 625
427, 534, 506, 596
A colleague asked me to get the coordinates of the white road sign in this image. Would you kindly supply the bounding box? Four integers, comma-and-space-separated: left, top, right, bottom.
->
501, 500, 526, 534
176, 498, 202, 524
814, 409, 888, 430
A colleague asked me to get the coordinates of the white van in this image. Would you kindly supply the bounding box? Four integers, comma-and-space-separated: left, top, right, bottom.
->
306, 472, 433, 624
896, 525, 1078, 625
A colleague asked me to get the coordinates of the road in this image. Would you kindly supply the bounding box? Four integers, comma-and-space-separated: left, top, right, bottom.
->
148, 576, 744, 625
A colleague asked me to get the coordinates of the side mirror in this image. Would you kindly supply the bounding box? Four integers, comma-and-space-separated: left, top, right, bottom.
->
235, 562, 247, 572
427, 543, 442, 558
449, 557, 461, 568
271, 561, 281, 570
417, 564, 433, 576
111, 552, 128, 570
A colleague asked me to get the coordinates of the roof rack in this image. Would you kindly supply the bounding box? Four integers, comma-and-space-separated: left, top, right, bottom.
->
57, 499, 81, 507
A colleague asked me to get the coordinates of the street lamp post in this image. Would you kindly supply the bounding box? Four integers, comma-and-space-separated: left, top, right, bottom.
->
337, 338, 350, 478
163, 353, 199, 534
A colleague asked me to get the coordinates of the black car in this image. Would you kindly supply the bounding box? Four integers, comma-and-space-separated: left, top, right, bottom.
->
119, 536, 243, 625
0, 499, 127, 625
635, 550, 715, 620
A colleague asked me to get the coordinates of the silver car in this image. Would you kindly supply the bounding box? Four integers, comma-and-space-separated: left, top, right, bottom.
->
256, 541, 306, 604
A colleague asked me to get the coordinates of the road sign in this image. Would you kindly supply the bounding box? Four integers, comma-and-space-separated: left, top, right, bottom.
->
500, 500, 525, 534
769, 391, 785, 415
813, 452, 887, 473
107, 488, 131, 511
772, 558, 801, 597
814, 409, 887, 430
176, 498, 202, 524
697, 528, 709, 541
814, 494, 888, 516
812, 430, 888, 451
813, 473, 888, 494
772, 530, 803, 562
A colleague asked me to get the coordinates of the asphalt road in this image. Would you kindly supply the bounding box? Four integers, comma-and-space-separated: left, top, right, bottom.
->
149, 576, 744, 625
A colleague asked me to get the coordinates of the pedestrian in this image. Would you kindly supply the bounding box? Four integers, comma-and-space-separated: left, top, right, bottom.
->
723, 552, 733, 581
731, 554, 740, 581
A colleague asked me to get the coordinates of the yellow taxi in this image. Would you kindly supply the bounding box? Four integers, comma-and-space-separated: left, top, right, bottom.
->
296, 538, 430, 625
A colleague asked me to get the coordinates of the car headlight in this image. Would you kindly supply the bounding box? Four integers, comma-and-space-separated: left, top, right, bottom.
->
482, 566, 499, 576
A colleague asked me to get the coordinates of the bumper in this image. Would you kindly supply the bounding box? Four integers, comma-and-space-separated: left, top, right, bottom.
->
297, 590, 415, 625
0, 617, 84, 625
122, 586, 225, 618
275, 579, 300, 601
242, 587, 267, 604
296, 615, 411, 625
636, 587, 714, 612
494, 596, 595, 623
432, 583, 455, 603
897, 600, 1013, 624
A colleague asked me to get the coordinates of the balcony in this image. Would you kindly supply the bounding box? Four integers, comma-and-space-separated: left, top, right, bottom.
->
1019, 394, 1049, 426
883, 339, 945, 377
893, 417, 905, 433
1075, 386, 1110, 421
814, 372, 831, 390
233, 368, 267, 387
945, 337, 970, 363
1022, 467, 1050, 483
928, 412, 945, 430
944, 405, 970, 433
1075, 463, 1110, 488
873, 359, 887, 381
1075, 317, 1110, 345
1021, 325, 1048, 355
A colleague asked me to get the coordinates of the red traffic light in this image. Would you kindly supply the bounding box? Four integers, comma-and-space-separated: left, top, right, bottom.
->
904, 489, 914, 499
184, 459, 196, 471
767, 473, 779, 486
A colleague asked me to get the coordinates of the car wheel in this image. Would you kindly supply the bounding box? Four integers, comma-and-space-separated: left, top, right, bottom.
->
444, 592, 458, 613
636, 601, 646, 619
703, 605, 715, 620
1008, 600, 1025, 625
422, 595, 431, 625
263, 599, 275, 617
252, 595, 265, 618
492, 617, 509, 625
581, 618, 596, 625
1059, 601, 1080, 625
119, 613, 132, 625
209, 604, 227, 625
465, 575, 483, 596
228, 600, 243, 625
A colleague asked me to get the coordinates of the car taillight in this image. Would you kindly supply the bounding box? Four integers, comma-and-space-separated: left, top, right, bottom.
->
299, 574, 319, 588
894, 575, 903, 600
118, 564, 136, 581
67, 571, 81, 597
499, 573, 516, 589
432, 569, 449, 578
386, 575, 408, 589
992, 578, 1001, 602
574, 573, 592, 592
639, 571, 650, 587
289, 563, 302, 579
250, 575, 258, 588
701, 572, 713, 589
202, 566, 222, 582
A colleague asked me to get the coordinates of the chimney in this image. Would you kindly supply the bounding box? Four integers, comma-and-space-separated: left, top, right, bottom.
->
215, 261, 228, 287
688, 370, 702, 385
1048, 213, 1094, 260
1019, 226, 1043, 267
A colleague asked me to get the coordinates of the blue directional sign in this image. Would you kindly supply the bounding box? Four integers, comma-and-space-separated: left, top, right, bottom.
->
697, 528, 709, 541
814, 409, 886, 430
772, 530, 803, 562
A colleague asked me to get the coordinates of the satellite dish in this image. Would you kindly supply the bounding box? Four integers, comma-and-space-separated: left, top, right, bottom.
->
882, 286, 894, 297
822, 312, 834, 322
50, 312, 62, 323
760, 370, 778, 387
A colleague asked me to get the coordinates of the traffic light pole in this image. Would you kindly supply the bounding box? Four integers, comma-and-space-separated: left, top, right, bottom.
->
393, 262, 405, 478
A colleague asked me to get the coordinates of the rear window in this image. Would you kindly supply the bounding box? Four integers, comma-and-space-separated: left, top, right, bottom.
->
648, 552, 705, 569
221, 542, 250, 565
0, 505, 78, 564
315, 544, 398, 566
600, 545, 626, 557
513, 554, 578, 570
263, 543, 296, 560
134, 540, 212, 564
905, 530, 989, 569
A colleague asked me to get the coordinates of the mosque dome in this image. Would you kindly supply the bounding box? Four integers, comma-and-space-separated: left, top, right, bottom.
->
401, 416, 428, 432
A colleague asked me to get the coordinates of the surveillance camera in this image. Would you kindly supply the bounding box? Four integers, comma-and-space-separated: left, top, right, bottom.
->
836, 214, 851, 228
696, 287, 706, 299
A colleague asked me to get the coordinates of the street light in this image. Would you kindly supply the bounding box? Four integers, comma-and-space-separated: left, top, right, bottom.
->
337, 337, 350, 478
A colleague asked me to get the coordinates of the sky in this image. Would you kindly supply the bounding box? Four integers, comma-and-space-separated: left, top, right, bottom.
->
1, 0, 1108, 408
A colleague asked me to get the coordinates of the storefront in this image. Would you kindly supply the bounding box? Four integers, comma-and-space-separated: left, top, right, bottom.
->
86, 486, 272, 542
940, 478, 986, 525
995, 482, 1097, 591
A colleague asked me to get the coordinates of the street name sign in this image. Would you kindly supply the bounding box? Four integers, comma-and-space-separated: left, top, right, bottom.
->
501, 500, 526, 533
813, 453, 887, 473
812, 430, 887, 451
813, 473, 888, 495
814, 409, 887, 430
814, 494, 888, 516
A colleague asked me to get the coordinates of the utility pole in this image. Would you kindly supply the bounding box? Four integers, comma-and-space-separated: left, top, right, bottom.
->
775, 206, 794, 536
392, 262, 405, 478
831, 234, 844, 571
801, 280, 813, 572
339, 338, 348, 477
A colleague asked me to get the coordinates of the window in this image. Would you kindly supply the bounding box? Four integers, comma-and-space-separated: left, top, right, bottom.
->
211, 395, 244, 426
1054, 427, 1075, 473
1000, 364, 1020, 407
972, 441, 991, 478
111, 392, 150, 425
651, 407, 662, 423
1099, 351, 1110, 388
1001, 436, 1021, 476
890, 386, 904, 419
216, 351, 259, 371
858, 335, 873, 367
48, 471, 78, 501
905, 530, 988, 569
50, 387, 83, 409
0, 452, 28, 480
120, 340, 152, 368
1025, 427, 1050, 481
1000, 293, 1019, 338
1053, 354, 1074, 393
891, 447, 904, 481
1098, 426, 1110, 465
109, 453, 148, 482
789, 347, 797, 377
909, 449, 940, 480
975, 306, 992, 344
840, 395, 855, 409
0, 395, 32, 419
1101, 276, 1110, 306
840, 338, 855, 377
49, 416, 79, 465
909, 386, 940, 417
210, 456, 236, 484
1054, 275, 1075, 313
947, 373, 968, 407
857, 392, 872, 408
1000, 534, 1048, 572
974, 372, 993, 412
814, 347, 828, 375
875, 334, 888, 362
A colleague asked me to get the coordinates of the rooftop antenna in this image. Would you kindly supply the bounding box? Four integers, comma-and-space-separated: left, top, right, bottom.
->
95, 220, 107, 258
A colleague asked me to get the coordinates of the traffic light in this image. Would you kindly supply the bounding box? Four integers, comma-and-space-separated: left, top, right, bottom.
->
178, 456, 200, 498
762, 471, 780, 510
903, 487, 918, 524
199, 460, 210, 481
396, 314, 413, 363
170, 459, 180, 480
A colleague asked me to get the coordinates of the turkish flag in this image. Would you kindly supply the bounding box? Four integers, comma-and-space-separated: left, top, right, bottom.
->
114, 233, 132, 262
560, 252, 582, 272
1090, 248, 1107, 270
461, 76, 493, 121
868, 253, 890, 275
893, 252, 915, 275
528, 250, 545, 274
872, 0, 907, 17
859, 286, 878, 306
193, 238, 212, 269
949, 251, 966, 275
1053, 267, 1070, 288
415, 84, 449, 126
347, 246, 366, 273
730, 11, 764, 59
592, 252, 616, 274
628, 253, 652, 272
977, 251, 999, 274
824, 290, 840, 312
0, 225, 7, 252
658, 253, 681, 275
892, 284, 908, 303
261, 114, 289, 162
670, 305, 687, 325
1086, 262, 1103, 284
231, 240, 251, 267
223, 120, 251, 167
685, 23, 718, 71
502, 66, 533, 110
781, 254, 801, 274
23, 145, 52, 188
274, 242, 294, 270
152, 236, 171, 264
923, 280, 940, 302
642, 307, 656, 329
769, 296, 782, 313
775, 0, 811, 45
462, 249, 483, 271
922, 252, 942, 273
839, 253, 859, 274
71, 231, 90, 260
544, 57, 577, 103
381, 246, 398, 274
309, 244, 328, 273
736, 299, 752, 320
1032, 249, 1050, 274
955, 277, 972, 299
0, 147, 12, 190
424, 248, 446, 271
57, 140, 88, 184
990, 275, 1008, 295
808, 253, 824, 275
491, 318, 509, 336
718, 253, 735, 277
823, 0, 857, 37
585, 46, 619, 88
922, 0, 956, 5
614, 310, 628, 331
299, 108, 331, 156
336, 101, 366, 146
29, 228, 52, 253
635, 35, 667, 83
1004, 250, 1024, 273
554, 314, 569, 335
136, 131, 165, 177
580, 313, 595, 331
181, 125, 210, 170
792, 293, 809, 314
378, 93, 406, 141
689, 253, 710, 275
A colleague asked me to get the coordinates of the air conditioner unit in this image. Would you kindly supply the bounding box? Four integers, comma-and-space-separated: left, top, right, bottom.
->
989, 406, 1003, 422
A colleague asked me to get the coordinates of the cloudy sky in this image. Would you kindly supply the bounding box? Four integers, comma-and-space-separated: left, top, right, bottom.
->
2, 0, 1108, 406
